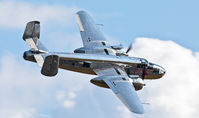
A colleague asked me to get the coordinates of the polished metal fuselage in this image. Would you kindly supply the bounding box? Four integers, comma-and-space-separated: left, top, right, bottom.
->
59, 59, 165, 80
24, 51, 165, 80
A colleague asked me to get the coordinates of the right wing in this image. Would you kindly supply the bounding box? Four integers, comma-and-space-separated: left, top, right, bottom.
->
93, 66, 144, 114
76, 11, 109, 48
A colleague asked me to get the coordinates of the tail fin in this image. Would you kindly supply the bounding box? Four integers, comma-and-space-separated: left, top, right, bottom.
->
23, 21, 40, 42
23, 21, 59, 76
23, 21, 48, 67
23, 21, 48, 52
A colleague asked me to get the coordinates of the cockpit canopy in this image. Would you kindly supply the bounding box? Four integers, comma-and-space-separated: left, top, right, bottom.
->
148, 63, 166, 74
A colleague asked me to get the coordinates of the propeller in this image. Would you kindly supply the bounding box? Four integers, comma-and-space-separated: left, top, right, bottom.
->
142, 67, 146, 80
142, 64, 148, 80
126, 43, 133, 54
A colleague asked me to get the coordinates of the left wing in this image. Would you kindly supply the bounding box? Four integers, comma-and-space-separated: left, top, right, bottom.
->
76, 11, 109, 48
93, 66, 144, 114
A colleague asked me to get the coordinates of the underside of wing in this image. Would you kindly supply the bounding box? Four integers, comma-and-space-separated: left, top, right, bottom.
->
103, 76, 144, 114
92, 66, 144, 114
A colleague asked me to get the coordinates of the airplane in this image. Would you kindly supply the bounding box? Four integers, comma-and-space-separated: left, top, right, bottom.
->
22, 10, 166, 114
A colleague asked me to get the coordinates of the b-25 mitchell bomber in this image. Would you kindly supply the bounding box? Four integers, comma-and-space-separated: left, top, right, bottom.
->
22, 11, 166, 114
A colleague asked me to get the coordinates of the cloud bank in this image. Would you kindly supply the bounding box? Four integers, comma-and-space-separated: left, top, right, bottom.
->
0, 1, 79, 28
0, 53, 92, 118
1, 38, 199, 118
123, 38, 199, 118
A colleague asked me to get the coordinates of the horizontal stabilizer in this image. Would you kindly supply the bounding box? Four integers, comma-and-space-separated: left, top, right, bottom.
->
41, 55, 59, 77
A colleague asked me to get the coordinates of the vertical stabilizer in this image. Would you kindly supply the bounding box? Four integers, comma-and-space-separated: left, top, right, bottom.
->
23, 21, 48, 67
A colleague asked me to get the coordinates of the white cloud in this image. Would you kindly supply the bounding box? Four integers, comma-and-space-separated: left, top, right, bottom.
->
67, 91, 77, 99
0, 53, 52, 117
56, 91, 77, 109
0, 1, 83, 52
115, 106, 132, 118
63, 100, 76, 109
122, 38, 199, 118
9, 108, 50, 118
0, 1, 79, 28
195, 52, 199, 61
4, 37, 199, 118
0, 52, 92, 118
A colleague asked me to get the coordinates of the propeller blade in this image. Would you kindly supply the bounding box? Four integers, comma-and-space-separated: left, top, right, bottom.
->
126, 43, 133, 54
142, 67, 145, 80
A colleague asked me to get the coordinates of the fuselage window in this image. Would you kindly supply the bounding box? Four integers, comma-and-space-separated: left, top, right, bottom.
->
102, 42, 106, 46
104, 49, 109, 55
83, 62, 90, 68
88, 37, 91, 42
127, 68, 130, 75
153, 69, 159, 73
147, 66, 153, 69
137, 64, 145, 68
74, 50, 85, 53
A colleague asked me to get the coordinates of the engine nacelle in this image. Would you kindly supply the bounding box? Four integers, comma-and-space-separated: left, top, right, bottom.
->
90, 76, 145, 91
132, 78, 145, 91
90, 77, 109, 88
23, 50, 36, 62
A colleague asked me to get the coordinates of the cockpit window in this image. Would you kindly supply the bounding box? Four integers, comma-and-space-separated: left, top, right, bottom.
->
147, 66, 153, 69
149, 63, 155, 65
144, 59, 149, 63
153, 69, 159, 73
140, 58, 149, 64
137, 64, 145, 68
102, 42, 106, 46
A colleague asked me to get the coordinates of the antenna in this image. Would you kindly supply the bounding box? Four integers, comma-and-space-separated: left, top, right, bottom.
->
96, 24, 104, 26
142, 103, 150, 105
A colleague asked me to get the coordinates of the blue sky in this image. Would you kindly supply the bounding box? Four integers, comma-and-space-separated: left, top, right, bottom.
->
1, 0, 199, 54
0, 0, 199, 118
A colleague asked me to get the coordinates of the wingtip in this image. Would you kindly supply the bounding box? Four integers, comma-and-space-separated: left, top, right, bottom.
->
27, 21, 40, 25
130, 107, 145, 114
76, 10, 88, 15
126, 103, 145, 114
133, 110, 145, 114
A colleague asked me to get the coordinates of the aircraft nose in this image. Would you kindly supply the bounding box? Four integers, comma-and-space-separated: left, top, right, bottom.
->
159, 67, 166, 75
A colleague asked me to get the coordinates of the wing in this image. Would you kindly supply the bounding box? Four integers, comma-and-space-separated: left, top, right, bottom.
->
76, 11, 108, 48
93, 66, 144, 114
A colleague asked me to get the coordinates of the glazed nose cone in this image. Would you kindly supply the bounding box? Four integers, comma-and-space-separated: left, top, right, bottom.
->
159, 67, 166, 76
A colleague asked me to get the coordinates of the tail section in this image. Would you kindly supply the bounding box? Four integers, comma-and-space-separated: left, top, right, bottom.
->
23, 21, 40, 42
41, 55, 59, 76
23, 21, 59, 77
23, 21, 47, 67
23, 21, 48, 52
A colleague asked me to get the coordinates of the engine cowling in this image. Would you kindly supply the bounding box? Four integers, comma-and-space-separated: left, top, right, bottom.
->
23, 50, 36, 62
90, 77, 109, 88
90, 76, 145, 91
132, 78, 145, 91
